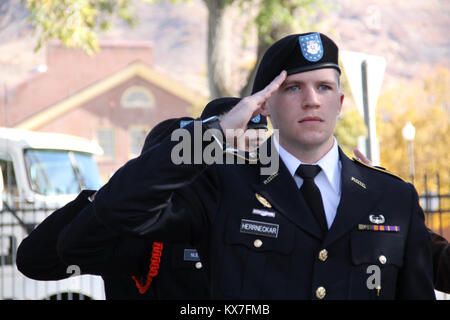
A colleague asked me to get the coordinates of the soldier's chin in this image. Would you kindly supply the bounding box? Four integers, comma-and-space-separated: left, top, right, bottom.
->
294, 134, 330, 150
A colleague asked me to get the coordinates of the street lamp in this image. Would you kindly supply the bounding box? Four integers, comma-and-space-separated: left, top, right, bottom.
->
402, 122, 416, 182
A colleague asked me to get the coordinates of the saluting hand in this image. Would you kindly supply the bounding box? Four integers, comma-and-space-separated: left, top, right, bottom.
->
353, 148, 373, 166
219, 71, 287, 143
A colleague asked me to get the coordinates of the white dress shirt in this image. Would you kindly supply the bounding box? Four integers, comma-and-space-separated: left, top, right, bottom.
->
274, 137, 342, 229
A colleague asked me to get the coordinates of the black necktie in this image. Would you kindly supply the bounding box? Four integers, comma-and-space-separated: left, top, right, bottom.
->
296, 164, 328, 235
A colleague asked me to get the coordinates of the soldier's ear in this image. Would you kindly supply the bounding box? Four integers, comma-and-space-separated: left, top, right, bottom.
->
339, 93, 344, 112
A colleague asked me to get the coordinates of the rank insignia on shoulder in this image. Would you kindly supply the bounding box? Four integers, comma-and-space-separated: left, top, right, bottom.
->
351, 176, 366, 189
358, 224, 400, 232
352, 157, 405, 182
255, 193, 272, 208
252, 208, 276, 218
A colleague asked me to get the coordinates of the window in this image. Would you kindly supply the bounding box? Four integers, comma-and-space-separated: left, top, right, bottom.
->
0, 156, 19, 201
129, 127, 149, 156
24, 149, 103, 195
121, 86, 155, 109
0, 235, 16, 265
96, 128, 115, 158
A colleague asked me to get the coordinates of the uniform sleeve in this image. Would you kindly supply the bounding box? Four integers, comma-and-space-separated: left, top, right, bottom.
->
396, 184, 436, 299
16, 190, 95, 280
429, 231, 450, 293
56, 203, 151, 277
93, 122, 221, 245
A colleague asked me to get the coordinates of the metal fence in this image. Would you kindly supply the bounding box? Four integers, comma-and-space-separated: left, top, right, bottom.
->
416, 173, 450, 300
416, 174, 450, 239
0, 203, 105, 300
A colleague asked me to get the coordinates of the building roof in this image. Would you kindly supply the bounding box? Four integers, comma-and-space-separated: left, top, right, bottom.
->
1, 42, 206, 129
14, 61, 206, 130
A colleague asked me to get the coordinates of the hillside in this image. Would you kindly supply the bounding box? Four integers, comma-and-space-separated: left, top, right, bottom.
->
0, 0, 448, 96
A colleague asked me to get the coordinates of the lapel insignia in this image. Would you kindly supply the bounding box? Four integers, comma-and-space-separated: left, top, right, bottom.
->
369, 214, 385, 224
358, 224, 400, 232
263, 172, 279, 185
351, 177, 366, 189
252, 208, 276, 218
255, 193, 272, 208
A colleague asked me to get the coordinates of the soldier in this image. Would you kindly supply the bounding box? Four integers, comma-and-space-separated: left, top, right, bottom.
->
17, 97, 267, 299
16, 116, 201, 300
430, 232, 450, 294
57, 96, 267, 299
92, 32, 435, 299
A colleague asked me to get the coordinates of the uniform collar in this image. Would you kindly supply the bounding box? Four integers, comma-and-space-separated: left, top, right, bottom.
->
274, 136, 341, 194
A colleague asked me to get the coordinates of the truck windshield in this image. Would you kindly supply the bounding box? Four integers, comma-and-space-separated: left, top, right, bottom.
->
24, 149, 103, 195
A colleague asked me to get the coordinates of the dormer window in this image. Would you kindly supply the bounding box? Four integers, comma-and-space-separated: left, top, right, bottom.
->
121, 86, 155, 109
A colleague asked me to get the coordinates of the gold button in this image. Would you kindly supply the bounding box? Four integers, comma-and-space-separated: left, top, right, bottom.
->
379, 255, 387, 265
195, 262, 203, 269
315, 286, 326, 299
253, 239, 263, 248
318, 249, 328, 262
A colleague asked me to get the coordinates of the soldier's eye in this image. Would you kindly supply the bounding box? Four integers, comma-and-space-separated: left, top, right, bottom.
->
319, 84, 332, 91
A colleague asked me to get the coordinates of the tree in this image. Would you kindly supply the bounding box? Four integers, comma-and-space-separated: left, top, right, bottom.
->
376, 68, 450, 233
21, 0, 372, 163
376, 67, 450, 197
23, 0, 138, 54
238, 0, 331, 97
332, 67, 367, 157
23, 0, 330, 98
334, 108, 366, 157
23, 0, 368, 162
202, 0, 331, 97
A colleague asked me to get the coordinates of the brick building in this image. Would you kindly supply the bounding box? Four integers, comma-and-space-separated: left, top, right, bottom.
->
0, 41, 205, 181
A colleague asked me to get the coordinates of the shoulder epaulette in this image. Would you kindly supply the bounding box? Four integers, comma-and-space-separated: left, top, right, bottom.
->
352, 157, 405, 182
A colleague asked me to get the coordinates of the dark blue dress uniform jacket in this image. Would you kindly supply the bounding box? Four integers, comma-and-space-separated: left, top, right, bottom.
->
16, 190, 209, 300
57, 202, 209, 300
93, 122, 435, 300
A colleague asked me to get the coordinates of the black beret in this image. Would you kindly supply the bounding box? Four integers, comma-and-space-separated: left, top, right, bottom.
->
141, 116, 194, 153
200, 97, 241, 119
200, 97, 268, 130
252, 32, 340, 94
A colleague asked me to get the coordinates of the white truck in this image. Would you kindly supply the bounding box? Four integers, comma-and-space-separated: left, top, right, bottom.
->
0, 128, 106, 300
